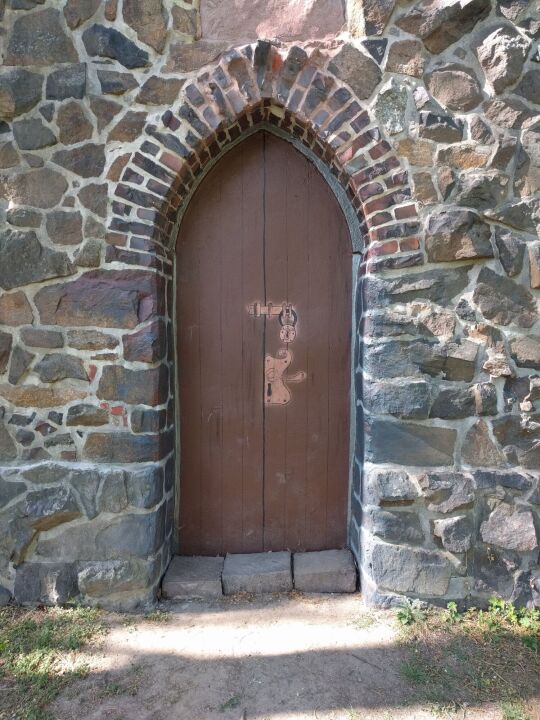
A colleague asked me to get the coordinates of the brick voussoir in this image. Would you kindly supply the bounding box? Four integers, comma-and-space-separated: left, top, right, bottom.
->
108, 41, 414, 261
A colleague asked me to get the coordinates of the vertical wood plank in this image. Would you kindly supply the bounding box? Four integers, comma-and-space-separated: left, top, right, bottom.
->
177, 131, 351, 555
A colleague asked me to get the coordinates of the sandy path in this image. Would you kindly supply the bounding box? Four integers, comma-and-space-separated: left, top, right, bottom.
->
51, 594, 534, 720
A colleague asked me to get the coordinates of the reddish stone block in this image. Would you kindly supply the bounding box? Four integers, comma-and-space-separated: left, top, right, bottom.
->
395, 204, 417, 220
368, 140, 392, 160
400, 237, 421, 252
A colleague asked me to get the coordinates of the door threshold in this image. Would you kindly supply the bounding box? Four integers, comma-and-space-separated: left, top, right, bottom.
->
162, 549, 357, 599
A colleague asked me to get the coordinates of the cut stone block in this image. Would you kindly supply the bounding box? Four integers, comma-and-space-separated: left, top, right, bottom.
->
222, 551, 292, 594
293, 549, 357, 593
161, 556, 224, 599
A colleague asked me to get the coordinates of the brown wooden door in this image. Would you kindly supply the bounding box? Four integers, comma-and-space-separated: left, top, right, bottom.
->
176, 132, 351, 556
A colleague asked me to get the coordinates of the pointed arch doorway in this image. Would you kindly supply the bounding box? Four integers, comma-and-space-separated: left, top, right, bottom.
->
176, 131, 352, 556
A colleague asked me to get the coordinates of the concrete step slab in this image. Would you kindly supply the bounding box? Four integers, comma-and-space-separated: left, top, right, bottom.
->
222, 551, 292, 594
162, 556, 224, 599
293, 549, 357, 593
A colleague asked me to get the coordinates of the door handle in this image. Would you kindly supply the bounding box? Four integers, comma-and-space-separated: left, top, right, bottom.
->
248, 301, 306, 406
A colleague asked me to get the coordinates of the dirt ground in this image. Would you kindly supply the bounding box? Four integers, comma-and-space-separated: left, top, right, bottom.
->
50, 593, 539, 720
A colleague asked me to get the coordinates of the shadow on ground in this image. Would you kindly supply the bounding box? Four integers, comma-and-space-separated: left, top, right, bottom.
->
48, 594, 540, 720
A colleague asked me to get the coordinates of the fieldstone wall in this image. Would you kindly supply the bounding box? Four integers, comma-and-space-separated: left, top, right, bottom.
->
0, 0, 539, 609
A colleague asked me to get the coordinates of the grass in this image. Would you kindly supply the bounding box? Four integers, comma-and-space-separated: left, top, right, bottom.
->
396, 597, 540, 715
0, 604, 105, 720
501, 700, 530, 720
350, 611, 377, 629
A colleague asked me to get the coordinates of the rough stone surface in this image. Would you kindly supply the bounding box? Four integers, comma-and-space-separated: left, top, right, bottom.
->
363, 469, 419, 507
473, 267, 538, 328
82, 24, 150, 69
453, 171, 508, 212
222, 552, 293, 594
0, 168, 68, 209
369, 542, 451, 596
14, 563, 78, 605
97, 71, 139, 96
0, 69, 43, 119
0, 292, 33, 326
13, 119, 56, 151
35, 270, 163, 328
481, 504, 538, 552
35, 353, 88, 383
426, 210, 493, 262
136, 77, 184, 106
0, 230, 74, 290
63, 0, 100, 29
425, 64, 482, 111
46, 211, 83, 246
57, 103, 93, 146
66, 404, 109, 427
97, 365, 168, 406
0, 3, 538, 613
462, 419, 505, 467
5, 9, 78, 66
162, 556, 224, 598
418, 472, 474, 514
432, 516, 472, 553
201, 0, 346, 42
293, 550, 356, 593
328, 45, 382, 101
386, 40, 425, 77
0, 421, 17, 462
123, 0, 168, 53
476, 25, 530, 94
52, 144, 105, 179
46, 64, 86, 101
164, 41, 228, 74
367, 420, 456, 466
396, 0, 491, 53
8, 346, 34, 385
509, 336, 540, 370
494, 228, 526, 277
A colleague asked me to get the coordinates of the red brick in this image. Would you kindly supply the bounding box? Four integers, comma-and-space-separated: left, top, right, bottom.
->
366, 240, 398, 258
367, 211, 393, 228
400, 237, 420, 252
358, 182, 384, 201
395, 204, 417, 220
369, 140, 392, 160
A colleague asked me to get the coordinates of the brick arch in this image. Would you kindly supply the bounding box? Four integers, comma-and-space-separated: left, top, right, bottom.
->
109, 40, 421, 273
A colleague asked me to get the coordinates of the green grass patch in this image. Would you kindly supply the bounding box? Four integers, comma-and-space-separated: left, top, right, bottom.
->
0, 605, 105, 720
501, 700, 530, 720
219, 694, 241, 711
396, 598, 540, 712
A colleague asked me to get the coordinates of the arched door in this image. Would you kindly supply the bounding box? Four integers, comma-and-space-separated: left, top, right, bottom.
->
176, 132, 351, 555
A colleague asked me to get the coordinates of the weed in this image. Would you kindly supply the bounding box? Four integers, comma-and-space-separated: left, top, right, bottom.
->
400, 657, 432, 685
397, 598, 540, 710
219, 695, 241, 711
501, 700, 530, 720
143, 610, 169, 622
0, 605, 105, 720
396, 598, 425, 626
350, 612, 376, 629
444, 601, 461, 625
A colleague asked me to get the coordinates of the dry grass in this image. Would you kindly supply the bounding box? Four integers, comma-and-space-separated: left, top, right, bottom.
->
0, 605, 105, 720
397, 598, 540, 714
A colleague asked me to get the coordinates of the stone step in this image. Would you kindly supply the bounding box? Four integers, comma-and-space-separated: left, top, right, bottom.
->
293, 549, 357, 593
161, 555, 224, 599
222, 551, 293, 595
161, 549, 358, 598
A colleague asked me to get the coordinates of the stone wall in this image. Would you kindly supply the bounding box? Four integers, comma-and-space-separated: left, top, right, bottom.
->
0, 0, 539, 609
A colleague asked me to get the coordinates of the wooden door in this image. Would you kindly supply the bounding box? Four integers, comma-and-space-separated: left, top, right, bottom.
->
176, 132, 351, 556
